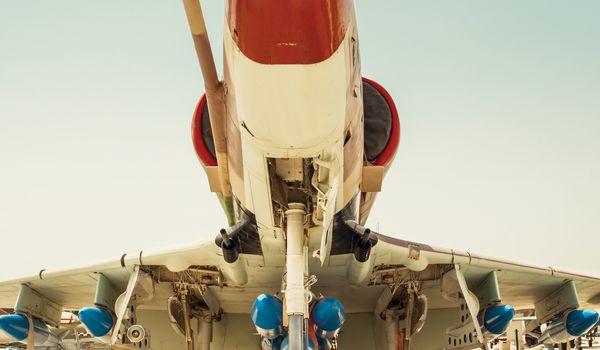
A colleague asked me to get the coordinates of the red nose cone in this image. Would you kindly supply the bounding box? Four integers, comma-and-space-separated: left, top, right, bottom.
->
228, 0, 353, 64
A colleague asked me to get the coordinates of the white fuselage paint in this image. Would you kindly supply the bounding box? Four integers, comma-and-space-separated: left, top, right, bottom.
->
223, 19, 355, 230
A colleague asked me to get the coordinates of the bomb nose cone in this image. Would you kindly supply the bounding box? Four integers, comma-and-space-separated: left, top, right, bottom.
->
0, 314, 29, 341
250, 294, 283, 339
79, 306, 114, 337
312, 297, 346, 332
483, 304, 515, 335
567, 309, 600, 337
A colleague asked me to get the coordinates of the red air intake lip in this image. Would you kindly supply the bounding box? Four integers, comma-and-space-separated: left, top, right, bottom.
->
191, 94, 218, 167
362, 77, 400, 166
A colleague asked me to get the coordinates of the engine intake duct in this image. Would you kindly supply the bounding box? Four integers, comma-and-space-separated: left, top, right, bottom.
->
362, 77, 400, 166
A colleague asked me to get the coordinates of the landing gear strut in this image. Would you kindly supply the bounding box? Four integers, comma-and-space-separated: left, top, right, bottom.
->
285, 203, 308, 350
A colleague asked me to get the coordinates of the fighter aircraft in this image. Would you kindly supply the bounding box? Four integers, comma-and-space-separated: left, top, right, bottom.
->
1, 1, 599, 350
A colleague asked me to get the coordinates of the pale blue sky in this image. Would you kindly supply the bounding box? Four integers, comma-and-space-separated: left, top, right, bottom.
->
1, 1, 599, 280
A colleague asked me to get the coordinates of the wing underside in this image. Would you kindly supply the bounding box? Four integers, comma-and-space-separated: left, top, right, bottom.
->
1, 233, 599, 350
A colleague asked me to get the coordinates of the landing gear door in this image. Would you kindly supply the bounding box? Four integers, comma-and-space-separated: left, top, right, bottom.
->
319, 176, 339, 266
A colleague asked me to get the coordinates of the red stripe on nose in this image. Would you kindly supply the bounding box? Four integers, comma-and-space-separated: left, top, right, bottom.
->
228, 0, 353, 64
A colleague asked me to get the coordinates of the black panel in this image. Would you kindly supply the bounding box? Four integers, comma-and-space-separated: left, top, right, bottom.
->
200, 102, 216, 159
234, 216, 262, 255
330, 195, 378, 255
363, 80, 392, 162
214, 206, 263, 256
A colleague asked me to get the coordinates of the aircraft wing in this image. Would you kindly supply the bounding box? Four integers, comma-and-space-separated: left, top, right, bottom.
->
0, 241, 222, 311
361, 231, 600, 349
371, 232, 600, 311
1, 231, 599, 350
2, 233, 599, 314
